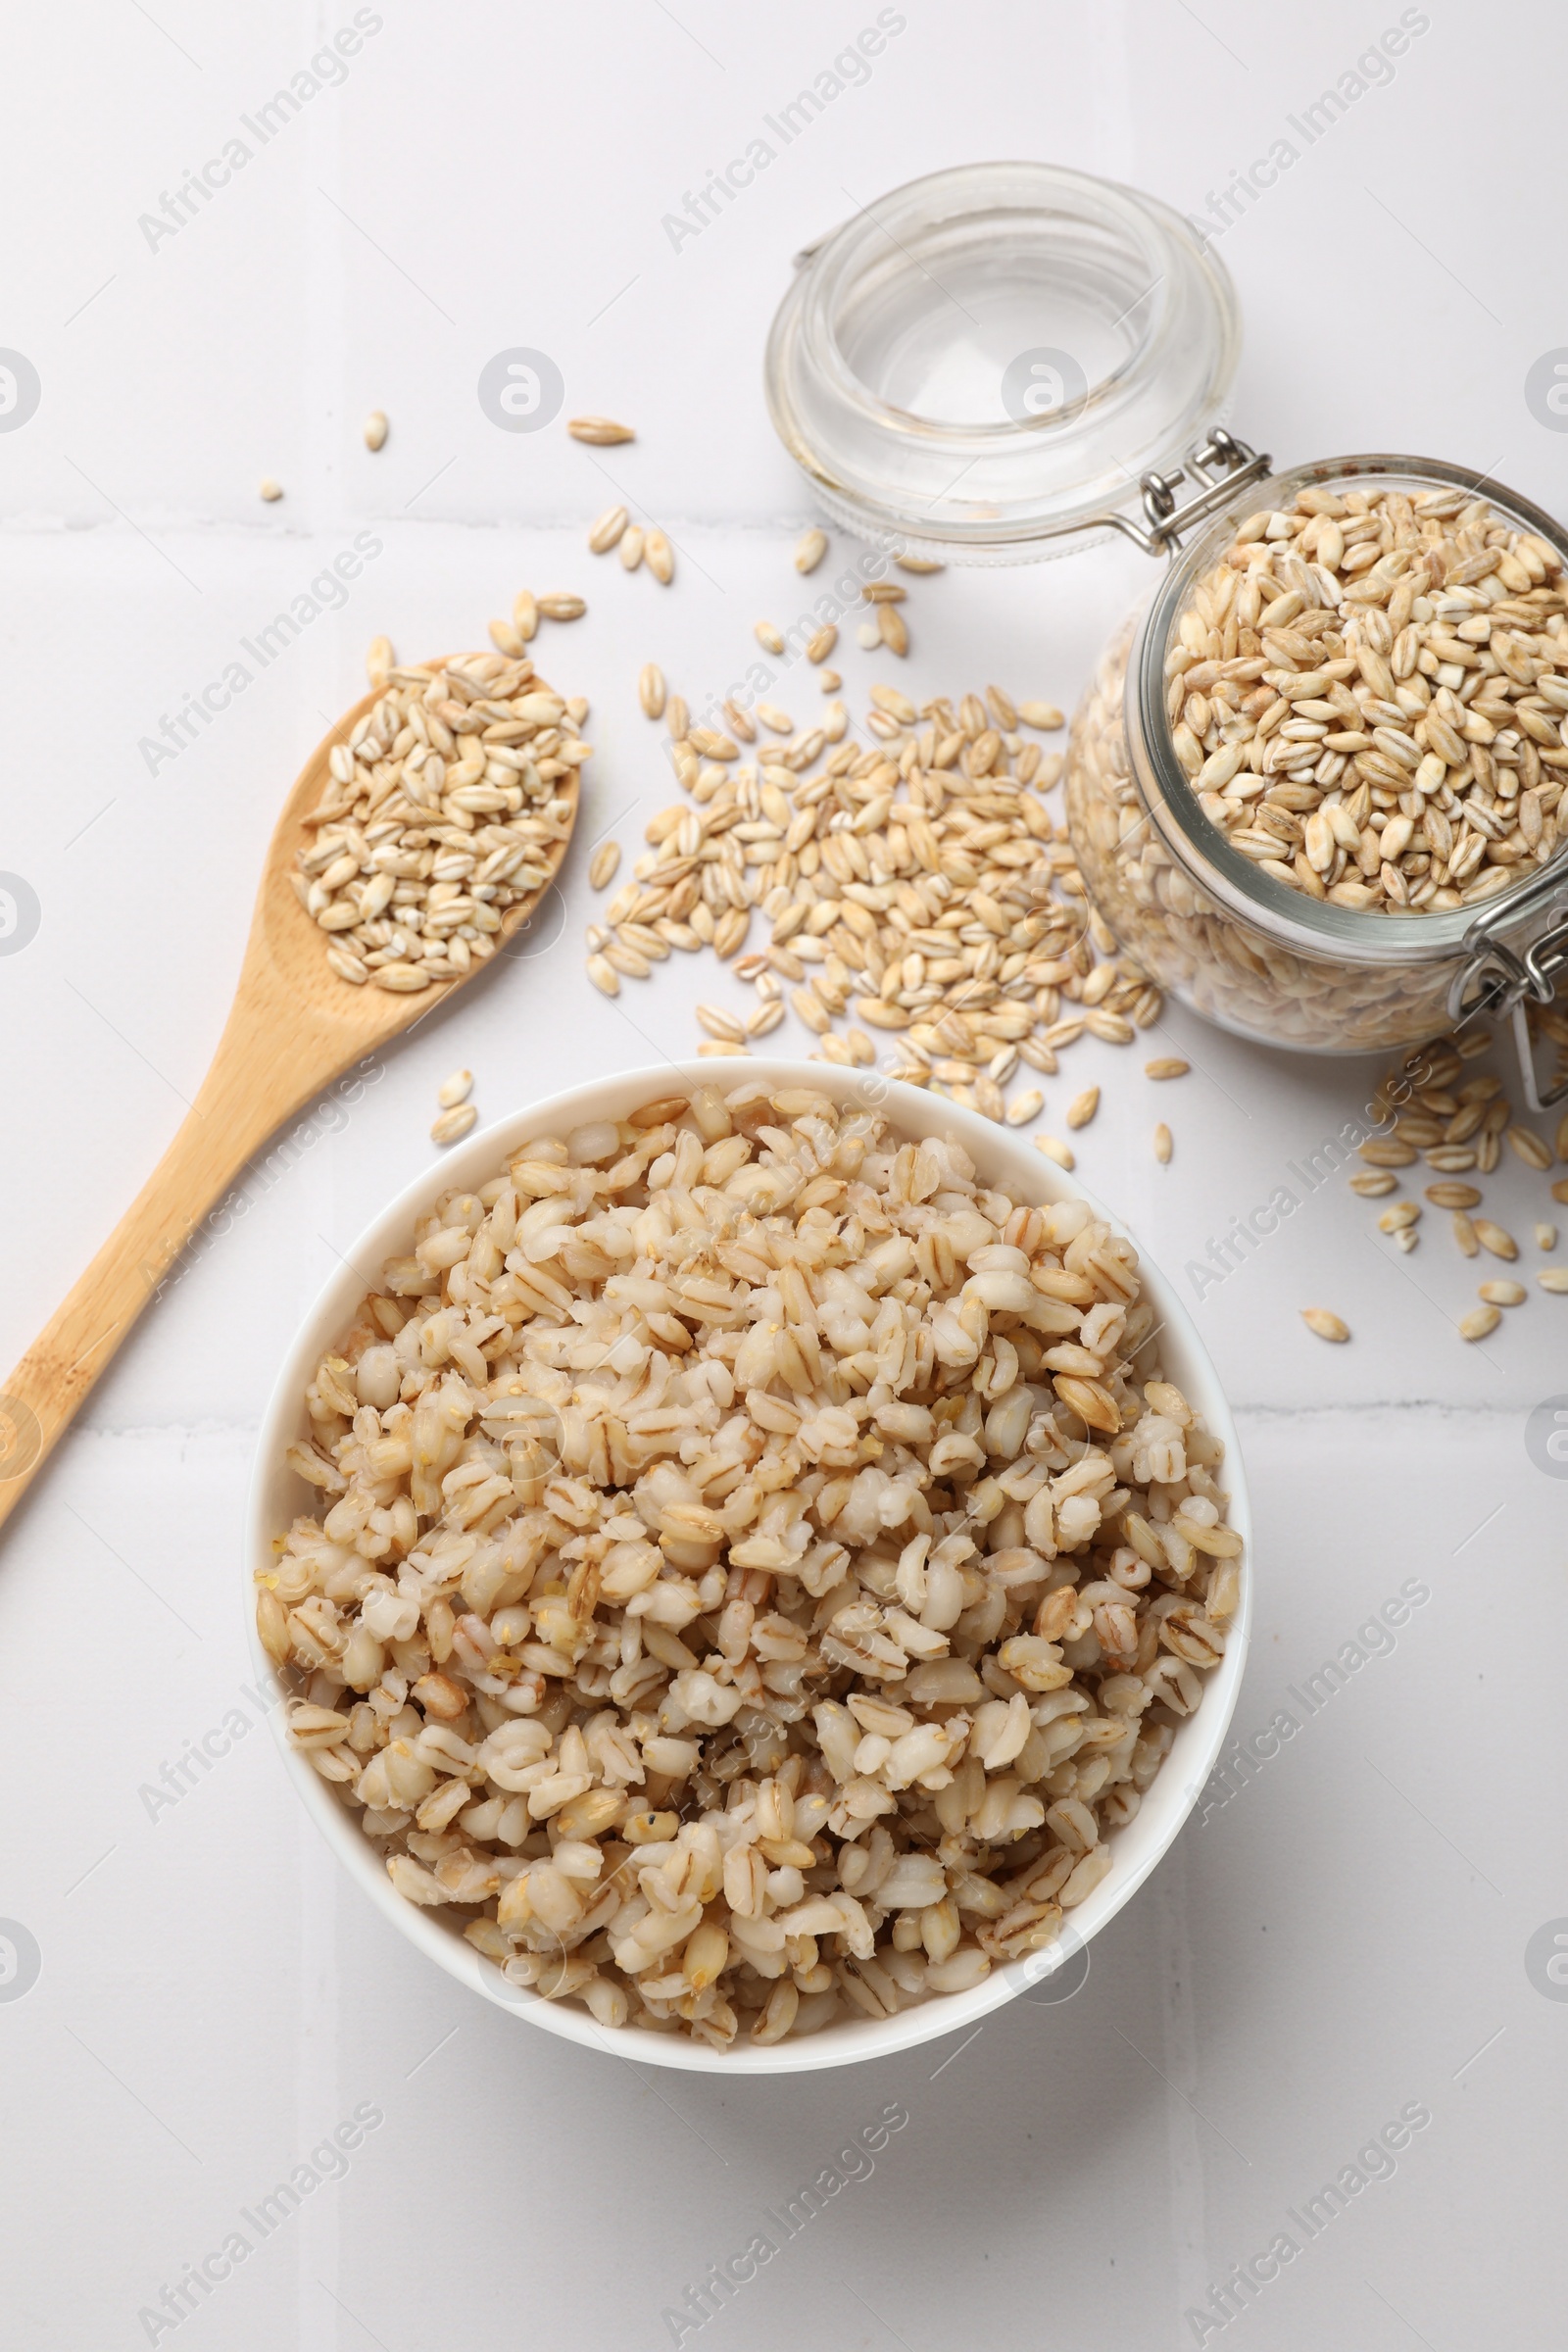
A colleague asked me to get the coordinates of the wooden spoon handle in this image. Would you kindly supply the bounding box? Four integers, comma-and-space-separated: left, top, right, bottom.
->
0, 651, 581, 1537
0, 1022, 336, 1534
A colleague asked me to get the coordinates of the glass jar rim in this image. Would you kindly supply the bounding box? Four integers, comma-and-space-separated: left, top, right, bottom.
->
764, 160, 1242, 562
1128, 452, 1568, 966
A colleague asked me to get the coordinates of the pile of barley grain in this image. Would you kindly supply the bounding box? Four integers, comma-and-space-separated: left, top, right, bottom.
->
296, 644, 590, 992
1337, 1016, 1568, 1342
1176, 487, 1567, 910
584, 680, 1167, 1156
262, 1083, 1238, 2048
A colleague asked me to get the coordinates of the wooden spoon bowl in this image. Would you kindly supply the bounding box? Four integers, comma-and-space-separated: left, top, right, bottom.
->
0, 658, 580, 1531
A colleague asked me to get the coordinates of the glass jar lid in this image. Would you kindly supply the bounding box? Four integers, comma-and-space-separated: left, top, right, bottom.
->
764, 160, 1243, 563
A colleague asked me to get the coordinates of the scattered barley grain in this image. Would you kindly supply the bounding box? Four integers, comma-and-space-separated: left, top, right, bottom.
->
430, 1102, 477, 1146
1301, 1309, 1349, 1342
588, 505, 628, 553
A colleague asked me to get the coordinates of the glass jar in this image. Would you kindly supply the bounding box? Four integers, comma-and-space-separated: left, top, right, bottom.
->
764, 163, 1568, 1103
1066, 453, 1568, 1062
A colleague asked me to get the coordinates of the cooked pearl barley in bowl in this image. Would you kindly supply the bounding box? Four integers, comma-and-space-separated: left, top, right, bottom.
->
246, 1060, 1251, 2073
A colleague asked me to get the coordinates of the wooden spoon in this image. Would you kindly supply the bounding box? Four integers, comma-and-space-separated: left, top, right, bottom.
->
0, 657, 580, 1533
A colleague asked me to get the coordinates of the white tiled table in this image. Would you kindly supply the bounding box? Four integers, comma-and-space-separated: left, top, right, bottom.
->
3, 5, 1565, 2344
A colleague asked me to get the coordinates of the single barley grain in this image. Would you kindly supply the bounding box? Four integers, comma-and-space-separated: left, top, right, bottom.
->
755, 622, 785, 655
1452, 1212, 1480, 1256
1153, 1123, 1173, 1164
646, 531, 674, 583
1144, 1057, 1190, 1079
620, 525, 646, 573
364, 411, 388, 452
260, 476, 282, 502
1536, 1222, 1558, 1250
1066, 1087, 1100, 1130
537, 594, 586, 621
1507, 1127, 1552, 1169
807, 624, 838, 662
1034, 1135, 1074, 1169
602, 938, 651, 979
1019, 701, 1064, 730
588, 505, 628, 553
1473, 1219, 1518, 1261
795, 527, 828, 574
1426, 1182, 1482, 1208
366, 635, 393, 683
1553, 1180, 1568, 1205
1301, 1309, 1349, 1342
878, 605, 909, 657
589, 841, 621, 890
568, 416, 634, 444
1538, 1267, 1568, 1292
1379, 1201, 1421, 1231
430, 1102, 478, 1146
639, 663, 666, 719
1349, 1170, 1397, 1196
436, 1069, 473, 1108
1459, 1304, 1501, 1341
514, 591, 538, 641
1479, 1279, 1527, 1305
587, 955, 619, 997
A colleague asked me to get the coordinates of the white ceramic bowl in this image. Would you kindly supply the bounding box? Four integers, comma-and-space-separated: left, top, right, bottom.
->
247, 1059, 1250, 2072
